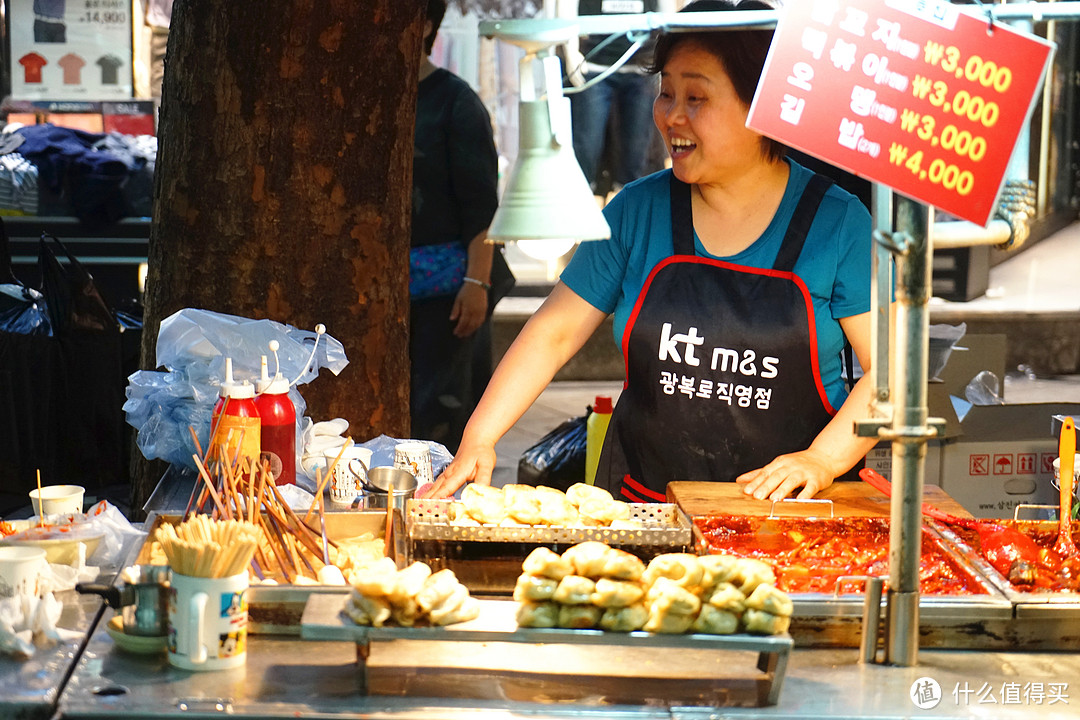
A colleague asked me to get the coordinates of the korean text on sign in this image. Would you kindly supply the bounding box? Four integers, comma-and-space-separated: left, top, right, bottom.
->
747, 0, 1054, 226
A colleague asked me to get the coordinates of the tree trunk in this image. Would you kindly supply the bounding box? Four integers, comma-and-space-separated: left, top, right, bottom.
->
132, 0, 424, 512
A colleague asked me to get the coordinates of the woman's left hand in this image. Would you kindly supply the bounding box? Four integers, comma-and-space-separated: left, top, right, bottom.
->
735, 448, 836, 502
450, 282, 488, 337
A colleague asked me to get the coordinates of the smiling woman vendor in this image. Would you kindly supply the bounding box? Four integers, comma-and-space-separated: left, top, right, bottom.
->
426, 0, 880, 503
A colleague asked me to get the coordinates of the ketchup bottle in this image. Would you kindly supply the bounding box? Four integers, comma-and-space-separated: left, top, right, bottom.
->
209, 357, 261, 471
255, 344, 296, 486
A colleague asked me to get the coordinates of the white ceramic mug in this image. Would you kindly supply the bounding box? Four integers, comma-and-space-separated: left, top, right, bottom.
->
328, 446, 372, 504
0, 546, 46, 598
29, 484, 85, 516
167, 571, 248, 671
394, 442, 434, 488
1053, 453, 1080, 489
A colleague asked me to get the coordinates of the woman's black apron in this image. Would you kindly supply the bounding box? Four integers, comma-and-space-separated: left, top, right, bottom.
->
595, 172, 844, 502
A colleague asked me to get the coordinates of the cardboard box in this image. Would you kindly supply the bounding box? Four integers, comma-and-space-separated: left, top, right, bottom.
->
864, 440, 942, 487
938, 402, 1080, 519
860, 331, 1000, 491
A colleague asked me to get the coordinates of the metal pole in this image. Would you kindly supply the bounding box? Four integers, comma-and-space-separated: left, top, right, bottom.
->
884, 198, 933, 666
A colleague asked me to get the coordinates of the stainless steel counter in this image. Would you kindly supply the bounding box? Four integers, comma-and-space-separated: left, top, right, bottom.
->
53, 470, 1068, 718
0, 588, 105, 720
55, 603, 1080, 720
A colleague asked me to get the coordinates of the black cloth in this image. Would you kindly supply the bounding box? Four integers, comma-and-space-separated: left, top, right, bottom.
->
409, 68, 499, 452
411, 68, 498, 250
596, 173, 846, 500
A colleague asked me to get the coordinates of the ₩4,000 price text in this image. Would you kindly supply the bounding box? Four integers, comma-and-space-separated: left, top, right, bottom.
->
888, 143, 974, 197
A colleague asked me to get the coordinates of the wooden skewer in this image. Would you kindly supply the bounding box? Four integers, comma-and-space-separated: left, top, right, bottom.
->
268, 480, 338, 552
251, 545, 269, 580
35, 469, 44, 528
226, 468, 244, 521
318, 491, 331, 567
192, 455, 229, 516
260, 489, 323, 563
289, 531, 319, 578
271, 511, 306, 578
304, 442, 350, 523
182, 426, 208, 519
188, 424, 206, 458
248, 461, 259, 524
384, 487, 393, 558
258, 515, 296, 583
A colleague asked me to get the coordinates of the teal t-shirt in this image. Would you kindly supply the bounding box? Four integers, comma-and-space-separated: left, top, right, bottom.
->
560, 160, 872, 410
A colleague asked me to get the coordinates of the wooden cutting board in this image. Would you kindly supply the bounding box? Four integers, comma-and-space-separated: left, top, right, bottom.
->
666, 481, 972, 519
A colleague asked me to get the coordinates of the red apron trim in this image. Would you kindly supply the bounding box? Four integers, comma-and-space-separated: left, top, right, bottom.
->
623, 254, 835, 415
619, 486, 647, 502
623, 475, 668, 502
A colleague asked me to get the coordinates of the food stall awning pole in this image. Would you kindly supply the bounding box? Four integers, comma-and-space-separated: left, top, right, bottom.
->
884, 199, 934, 666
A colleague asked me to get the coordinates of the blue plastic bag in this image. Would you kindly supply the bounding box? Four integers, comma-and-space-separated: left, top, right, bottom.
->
124, 308, 350, 470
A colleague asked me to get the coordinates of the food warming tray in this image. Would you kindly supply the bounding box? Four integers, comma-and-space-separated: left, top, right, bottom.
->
405, 499, 693, 595
301, 592, 793, 707
927, 519, 1080, 649
691, 514, 1015, 649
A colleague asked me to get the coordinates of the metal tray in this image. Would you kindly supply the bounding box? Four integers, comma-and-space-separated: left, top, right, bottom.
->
929, 519, 1080, 606
137, 510, 404, 634
406, 498, 692, 545
405, 499, 693, 595
689, 514, 1020, 649
300, 592, 793, 706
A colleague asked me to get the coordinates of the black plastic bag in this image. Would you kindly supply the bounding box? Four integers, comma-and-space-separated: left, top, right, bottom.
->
0, 222, 125, 506
517, 411, 589, 492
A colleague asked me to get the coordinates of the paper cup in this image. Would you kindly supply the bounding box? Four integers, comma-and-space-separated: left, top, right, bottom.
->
0, 546, 47, 598
29, 484, 85, 516
1052, 453, 1080, 491
328, 446, 372, 505
167, 571, 248, 671
393, 442, 434, 488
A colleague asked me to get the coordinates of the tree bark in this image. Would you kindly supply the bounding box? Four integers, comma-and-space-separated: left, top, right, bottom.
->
132, 0, 424, 512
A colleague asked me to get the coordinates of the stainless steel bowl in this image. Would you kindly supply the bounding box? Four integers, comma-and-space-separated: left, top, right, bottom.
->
361, 467, 416, 511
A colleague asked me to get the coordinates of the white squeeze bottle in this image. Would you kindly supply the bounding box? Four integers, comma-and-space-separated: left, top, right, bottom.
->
585, 395, 613, 486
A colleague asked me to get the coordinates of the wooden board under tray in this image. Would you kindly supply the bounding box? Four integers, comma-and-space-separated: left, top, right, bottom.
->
667, 481, 973, 519
301, 593, 793, 707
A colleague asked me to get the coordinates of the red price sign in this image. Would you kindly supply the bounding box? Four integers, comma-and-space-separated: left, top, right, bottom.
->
747, 0, 1054, 226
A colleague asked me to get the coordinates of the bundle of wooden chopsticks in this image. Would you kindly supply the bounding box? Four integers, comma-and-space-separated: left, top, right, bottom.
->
155, 515, 260, 578
174, 426, 344, 584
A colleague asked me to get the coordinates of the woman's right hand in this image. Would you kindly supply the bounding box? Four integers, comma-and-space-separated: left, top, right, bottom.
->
420, 440, 497, 498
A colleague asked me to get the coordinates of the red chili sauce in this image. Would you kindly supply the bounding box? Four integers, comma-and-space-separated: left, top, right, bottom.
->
946, 522, 1080, 593
695, 515, 987, 595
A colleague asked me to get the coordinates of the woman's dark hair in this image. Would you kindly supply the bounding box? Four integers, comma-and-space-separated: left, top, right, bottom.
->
649, 0, 785, 162
425, 0, 448, 55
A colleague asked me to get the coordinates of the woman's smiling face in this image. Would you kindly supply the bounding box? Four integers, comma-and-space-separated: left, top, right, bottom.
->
653, 41, 768, 186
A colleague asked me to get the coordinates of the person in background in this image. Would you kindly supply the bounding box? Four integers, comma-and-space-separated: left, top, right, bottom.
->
143, 0, 173, 99
426, 0, 879, 502
410, 0, 500, 453
552, 0, 676, 197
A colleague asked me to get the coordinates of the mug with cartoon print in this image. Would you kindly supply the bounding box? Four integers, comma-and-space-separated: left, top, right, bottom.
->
167, 571, 248, 670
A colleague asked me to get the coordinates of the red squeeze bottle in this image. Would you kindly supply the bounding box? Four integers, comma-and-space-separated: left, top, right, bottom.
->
255, 349, 296, 486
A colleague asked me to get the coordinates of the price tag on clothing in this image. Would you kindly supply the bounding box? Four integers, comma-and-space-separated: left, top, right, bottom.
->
746, 0, 1054, 226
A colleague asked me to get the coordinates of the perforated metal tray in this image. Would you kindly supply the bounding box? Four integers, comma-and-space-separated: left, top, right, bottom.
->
406, 498, 692, 546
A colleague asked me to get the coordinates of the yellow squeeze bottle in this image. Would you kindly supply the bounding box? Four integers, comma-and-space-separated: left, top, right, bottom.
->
585, 396, 613, 486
